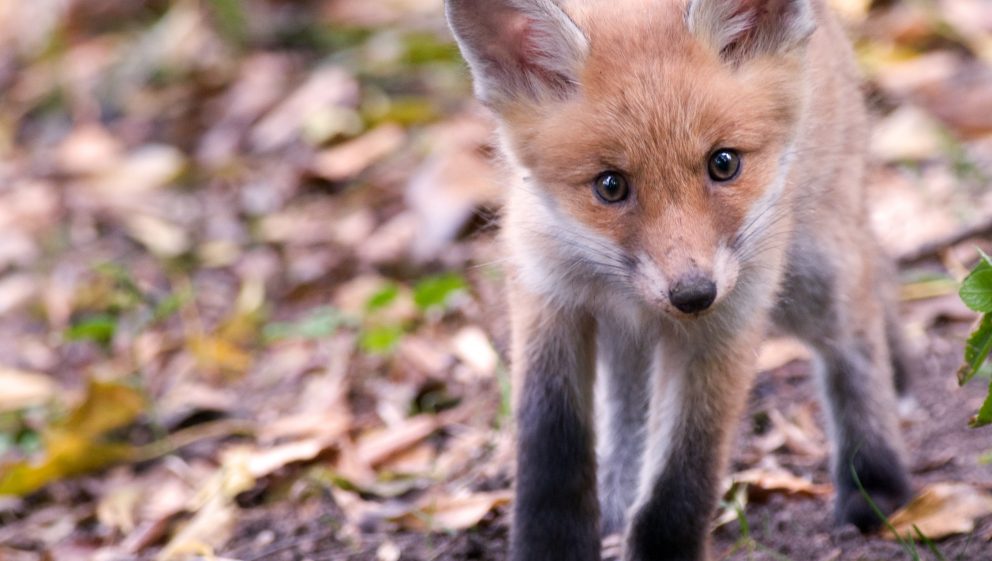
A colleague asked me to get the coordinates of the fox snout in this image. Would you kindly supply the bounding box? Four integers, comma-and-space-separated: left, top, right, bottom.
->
635, 244, 739, 318
669, 274, 717, 314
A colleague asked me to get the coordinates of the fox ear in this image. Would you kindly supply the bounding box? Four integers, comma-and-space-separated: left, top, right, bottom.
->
445, 0, 588, 108
687, 0, 815, 62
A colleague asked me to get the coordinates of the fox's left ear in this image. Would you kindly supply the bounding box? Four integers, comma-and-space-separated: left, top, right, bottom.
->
687, 0, 815, 62
445, 0, 588, 110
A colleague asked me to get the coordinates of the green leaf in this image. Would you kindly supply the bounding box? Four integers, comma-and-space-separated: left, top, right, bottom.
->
65, 314, 117, 346
359, 325, 403, 355
152, 290, 187, 322
413, 274, 467, 311
958, 314, 992, 386
366, 284, 399, 312
971, 377, 992, 428
959, 269, 992, 312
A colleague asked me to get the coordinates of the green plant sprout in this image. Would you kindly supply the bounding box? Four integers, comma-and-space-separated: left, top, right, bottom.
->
957, 249, 992, 428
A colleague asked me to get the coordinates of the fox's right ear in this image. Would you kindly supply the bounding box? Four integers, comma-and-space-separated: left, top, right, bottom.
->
445, 0, 588, 109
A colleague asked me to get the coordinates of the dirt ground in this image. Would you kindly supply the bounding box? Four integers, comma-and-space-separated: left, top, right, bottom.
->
214, 319, 992, 561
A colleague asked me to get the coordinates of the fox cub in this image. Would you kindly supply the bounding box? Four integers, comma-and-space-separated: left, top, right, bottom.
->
446, 0, 914, 559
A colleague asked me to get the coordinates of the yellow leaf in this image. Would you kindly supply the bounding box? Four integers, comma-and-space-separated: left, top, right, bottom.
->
0, 381, 143, 496
62, 380, 145, 438
0, 435, 133, 496
189, 336, 252, 374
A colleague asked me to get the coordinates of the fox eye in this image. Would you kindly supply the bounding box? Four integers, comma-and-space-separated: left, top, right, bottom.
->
594, 171, 629, 203
708, 149, 741, 182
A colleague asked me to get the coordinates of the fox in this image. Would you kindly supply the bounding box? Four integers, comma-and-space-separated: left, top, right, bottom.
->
445, 0, 915, 559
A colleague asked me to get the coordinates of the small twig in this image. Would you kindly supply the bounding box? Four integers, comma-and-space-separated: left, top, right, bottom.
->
130, 418, 256, 463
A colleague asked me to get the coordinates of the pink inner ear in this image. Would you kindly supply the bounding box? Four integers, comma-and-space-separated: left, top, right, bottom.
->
494, 11, 542, 70
491, 10, 569, 89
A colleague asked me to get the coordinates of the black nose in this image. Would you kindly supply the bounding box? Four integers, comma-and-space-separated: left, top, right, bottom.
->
669, 277, 717, 314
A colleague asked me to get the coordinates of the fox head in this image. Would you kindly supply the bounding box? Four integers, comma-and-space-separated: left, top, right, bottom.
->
447, 0, 816, 318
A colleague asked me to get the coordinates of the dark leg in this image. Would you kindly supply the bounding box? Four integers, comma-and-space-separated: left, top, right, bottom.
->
817, 342, 912, 531
511, 300, 600, 561
775, 242, 913, 531
624, 337, 758, 561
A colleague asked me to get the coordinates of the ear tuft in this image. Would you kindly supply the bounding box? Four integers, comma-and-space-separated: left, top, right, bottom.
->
687, 0, 815, 62
446, 0, 588, 109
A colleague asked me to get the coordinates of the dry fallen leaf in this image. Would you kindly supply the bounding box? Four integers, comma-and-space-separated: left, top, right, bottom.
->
56, 124, 123, 175
395, 489, 512, 532
309, 124, 406, 182
886, 482, 992, 541
0, 366, 55, 412
450, 326, 499, 379
188, 336, 252, 376
405, 113, 501, 261
871, 105, 946, 162
732, 467, 832, 501
767, 408, 826, 459
124, 214, 191, 257
756, 337, 811, 372
157, 449, 256, 561
245, 438, 337, 479
250, 65, 359, 152
355, 415, 443, 469
92, 145, 187, 195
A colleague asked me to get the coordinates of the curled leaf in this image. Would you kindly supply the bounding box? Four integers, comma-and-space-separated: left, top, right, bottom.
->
886, 482, 992, 541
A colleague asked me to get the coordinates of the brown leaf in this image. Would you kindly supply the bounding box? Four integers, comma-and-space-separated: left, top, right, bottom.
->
396, 490, 512, 532
756, 337, 810, 372
245, 438, 337, 479
732, 467, 832, 501
309, 124, 406, 182
767, 409, 827, 459
0, 366, 55, 412
92, 145, 187, 195
405, 113, 501, 261
355, 415, 442, 469
450, 326, 499, 379
250, 65, 359, 152
157, 450, 256, 561
886, 482, 992, 540
124, 214, 191, 257
871, 106, 946, 162
56, 124, 123, 175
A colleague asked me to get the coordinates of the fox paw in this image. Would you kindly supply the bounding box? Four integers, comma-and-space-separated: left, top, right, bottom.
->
836, 448, 912, 532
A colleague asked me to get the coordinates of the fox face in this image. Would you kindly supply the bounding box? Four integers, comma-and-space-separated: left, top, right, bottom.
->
449, 0, 815, 319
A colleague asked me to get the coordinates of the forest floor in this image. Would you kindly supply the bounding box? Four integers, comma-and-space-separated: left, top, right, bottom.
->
0, 1, 991, 561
